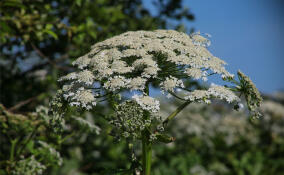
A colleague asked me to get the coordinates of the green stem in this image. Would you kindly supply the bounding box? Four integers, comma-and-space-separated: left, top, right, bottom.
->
10, 138, 19, 161
142, 82, 152, 175
16, 123, 41, 159
59, 132, 76, 144
163, 101, 191, 127
142, 131, 152, 175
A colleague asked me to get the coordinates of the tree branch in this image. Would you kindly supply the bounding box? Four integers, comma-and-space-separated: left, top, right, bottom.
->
8, 93, 44, 112
30, 43, 70, 71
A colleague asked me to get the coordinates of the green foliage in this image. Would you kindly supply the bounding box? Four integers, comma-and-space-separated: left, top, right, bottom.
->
149, 96, 284, 175
0, 105, 62, 174
0, 0, 193, 109
2, 0, 283, 174
0, 2, 194, 173
44, 95, 284, 175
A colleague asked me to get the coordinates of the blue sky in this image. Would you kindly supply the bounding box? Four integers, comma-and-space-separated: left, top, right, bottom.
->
144, 0, 284, 94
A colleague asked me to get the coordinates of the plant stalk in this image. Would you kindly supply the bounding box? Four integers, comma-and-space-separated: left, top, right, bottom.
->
163, 101, 191, 127
10, 138, 19, 161
142, 131, 152, 175
142, 82, 152, 175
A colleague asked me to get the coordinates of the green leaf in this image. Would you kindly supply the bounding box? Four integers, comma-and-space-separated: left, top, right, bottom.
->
156, 133, 175, 143
2, 0, 25, 9
75, 0, 82, 7
43, 29, 58, 40
0, 21, 12, 33
45, 24, 53, 30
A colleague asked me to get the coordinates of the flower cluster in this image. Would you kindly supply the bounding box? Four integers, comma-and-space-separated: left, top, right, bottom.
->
185, 68, 208, 81
185, 84, 240, 104
58, 30, 235, 111
110, 100, 161, 140
132, 94, 160, 113
237, 70, 262, 117
11, 156, 46, 175
57, 30, 262, 145
38, 141, 63, 166
160, 76, 184, 92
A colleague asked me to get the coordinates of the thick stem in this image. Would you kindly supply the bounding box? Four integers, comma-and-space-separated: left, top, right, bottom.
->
142, 82, 152, 175
142, 131, 152, 175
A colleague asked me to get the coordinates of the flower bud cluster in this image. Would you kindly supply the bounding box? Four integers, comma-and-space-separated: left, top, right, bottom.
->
110, 100, 161, 140
11, 156, 46, 175
237, 70, 263, 118
38, 141, 63, 166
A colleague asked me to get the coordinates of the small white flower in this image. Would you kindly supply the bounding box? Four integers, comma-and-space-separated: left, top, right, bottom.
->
72, 55, 91, 69
132, 94, 160, 113
76, 70, 95, 85
104, 76, 130, 91
185, 90, 208, 102
127, 77, 147, 90
207, 84, 240, 103
69, 89, 96, 110
185, 68, 203, 80
160, 76, 184, 92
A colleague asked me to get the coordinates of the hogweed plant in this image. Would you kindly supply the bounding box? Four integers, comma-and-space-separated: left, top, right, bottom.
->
0, 105, 63, 175
56, 30, 262, 174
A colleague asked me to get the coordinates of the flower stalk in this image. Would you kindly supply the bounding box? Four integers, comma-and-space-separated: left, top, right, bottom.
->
163, 101, 191, 127
141, 82, 152, 175
142, 130, 152, 175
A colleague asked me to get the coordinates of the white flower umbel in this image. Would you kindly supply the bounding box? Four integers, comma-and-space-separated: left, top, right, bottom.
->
103, 75, 130, 92
111, 60, 133, 74
132, 94, 160, 113
69, 88, 97, 110
207, 83, 240, 103
76, 70, 95, 85
58, 30, 254, 112
190, 32, 211, 47
185, 90, 209, 103
185, 84, 240, 104
185, 68, 203, 79
185, 68, 208, 81
160, 76, 184, 92
128, 77, 147, 91
72, 55, 91, 69
59, 70, 95, 85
